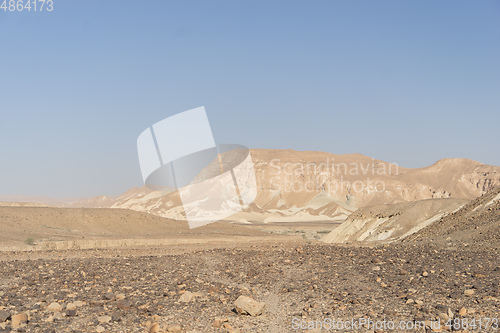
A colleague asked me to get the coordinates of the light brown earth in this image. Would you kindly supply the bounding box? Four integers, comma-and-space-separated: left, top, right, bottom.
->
0, 188, 499, 332
0, 152, 499, 332
0, 207, 297, 252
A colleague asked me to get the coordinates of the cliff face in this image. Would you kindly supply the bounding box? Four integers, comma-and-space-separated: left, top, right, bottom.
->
94, 149, 500, 223
7, 150, 493, 223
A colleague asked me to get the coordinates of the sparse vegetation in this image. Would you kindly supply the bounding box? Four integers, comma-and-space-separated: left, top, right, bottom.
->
24, 237, 35, 245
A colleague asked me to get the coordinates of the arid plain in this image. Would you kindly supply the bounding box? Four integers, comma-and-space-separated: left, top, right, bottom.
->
0, 149, 499, 332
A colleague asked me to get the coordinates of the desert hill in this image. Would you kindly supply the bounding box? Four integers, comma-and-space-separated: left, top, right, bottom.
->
106, 150, 500, 223
320, 198, 468, 244
322, 185, 500, 247
0, 206, 277, 251
2, 149, 499, 224
404, 186, 500, 247
0, 202, 49, 207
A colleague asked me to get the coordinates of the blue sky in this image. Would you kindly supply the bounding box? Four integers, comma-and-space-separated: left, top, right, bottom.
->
1, 0, 499, 198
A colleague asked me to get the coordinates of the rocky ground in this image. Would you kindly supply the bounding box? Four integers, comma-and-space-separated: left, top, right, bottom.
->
406, 187, 500, 250
0, 242, 498, 332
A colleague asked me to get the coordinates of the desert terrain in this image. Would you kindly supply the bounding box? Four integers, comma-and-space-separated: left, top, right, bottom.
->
0, 150, 499, 332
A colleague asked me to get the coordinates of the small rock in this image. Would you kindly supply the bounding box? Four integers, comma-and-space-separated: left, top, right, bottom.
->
116, 299, 132, 310
0, 310, 10, 323
234, 295, 266, 316
98, 315, 112, 323
179, 291, 194, 303
372, 266, 381, 271
464, 289, 474, 296
459, 307, 467, 316
106, 292, 115, 300
66, 309, 77, 317
212, 318, 228, 328
167, 324, 182, 332
46, 302, 62, 312
149, 322, 161, 333
438, 312, 450, 322
66, 303, 77, 311
447, 307, 454, 319
11, 312, 28, 328
96, 326, 105, 333
435, 304, 448, 313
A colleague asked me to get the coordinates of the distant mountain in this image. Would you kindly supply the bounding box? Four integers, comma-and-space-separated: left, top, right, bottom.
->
0, 194, 117, 208
97, 149, 500, 223
3, 149, 500, 223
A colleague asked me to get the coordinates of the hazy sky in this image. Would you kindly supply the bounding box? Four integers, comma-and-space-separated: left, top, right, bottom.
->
1, 0, 499, 198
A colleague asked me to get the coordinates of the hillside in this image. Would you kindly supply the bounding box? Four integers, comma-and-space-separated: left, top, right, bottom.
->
0, 206, 277, 251
320, 198, 468, 244
2, 149, 500, 224
404, 186, 500, 247
107, 149, 500, 223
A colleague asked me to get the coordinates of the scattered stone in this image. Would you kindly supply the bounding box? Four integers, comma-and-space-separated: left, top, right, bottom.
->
11, 312, 28, 328
438, 312, 450, 322
66, 309, 77, 317
234, 296, 266, 316
148, 322, 161, 333
464, 289, 475, 296
98, 315, 112, 323
179, 291, 194, 303
66, 303, 77, 311
213, 317, 228, 328
103, 293, 115, 300
167, 323, 182, 332
0, 241, 497, 332
0, 310, 10, 323
46, 302, 62, 312
116, 299, 132, 310
459, 307, 467, 316
96, 326, 105, 332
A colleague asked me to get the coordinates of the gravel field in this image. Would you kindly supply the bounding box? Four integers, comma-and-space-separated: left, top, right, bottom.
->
0, 242, 498, 332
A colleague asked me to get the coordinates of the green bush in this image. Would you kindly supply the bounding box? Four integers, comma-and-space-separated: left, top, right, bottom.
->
24, 237, 35, 245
